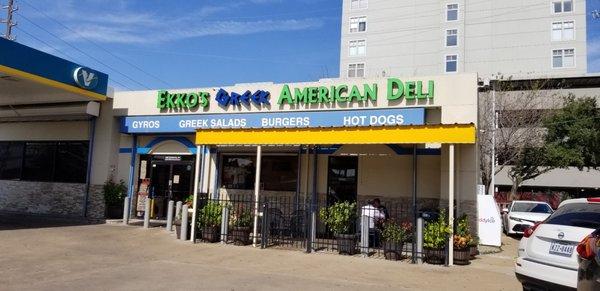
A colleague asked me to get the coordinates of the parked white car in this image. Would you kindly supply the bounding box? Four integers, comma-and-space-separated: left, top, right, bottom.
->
515, 198, 600, 290
502, 201, 554, 235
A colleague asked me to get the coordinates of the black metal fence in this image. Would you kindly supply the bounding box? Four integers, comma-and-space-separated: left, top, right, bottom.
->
192, 194, 424, 261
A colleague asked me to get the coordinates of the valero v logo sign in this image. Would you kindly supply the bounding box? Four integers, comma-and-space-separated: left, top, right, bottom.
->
73, 67, 99, 90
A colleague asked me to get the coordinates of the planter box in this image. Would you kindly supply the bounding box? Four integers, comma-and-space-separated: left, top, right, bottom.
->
231, 226, 251, 246
105, 204, 123, 219
201, 226, 220, 243
424, 247, 446, 265
336, 234, 356, 255
383, 241, 404, 261
453, 248, 471, 265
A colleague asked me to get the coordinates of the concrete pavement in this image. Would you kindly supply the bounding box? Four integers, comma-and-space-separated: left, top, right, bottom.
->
0, 221, 521, 291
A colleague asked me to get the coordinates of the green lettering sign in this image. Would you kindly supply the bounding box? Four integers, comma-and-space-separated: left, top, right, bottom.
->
277, 78, 434, 105
157, 90, 209, 110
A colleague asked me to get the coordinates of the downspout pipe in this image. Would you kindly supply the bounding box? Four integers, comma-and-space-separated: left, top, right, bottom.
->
83, 116, 97, 218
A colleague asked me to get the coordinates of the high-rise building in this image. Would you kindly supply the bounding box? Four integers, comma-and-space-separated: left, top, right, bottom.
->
340, 0, 588, 79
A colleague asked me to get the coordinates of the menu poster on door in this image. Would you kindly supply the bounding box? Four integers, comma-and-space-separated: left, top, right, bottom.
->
136, 178, 151, 212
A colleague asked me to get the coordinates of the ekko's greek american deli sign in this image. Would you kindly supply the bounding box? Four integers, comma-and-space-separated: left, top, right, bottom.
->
156, 78, 434, 110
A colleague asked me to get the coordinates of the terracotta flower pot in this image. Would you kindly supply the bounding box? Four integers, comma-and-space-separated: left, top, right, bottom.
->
424, 247, 446, 265
231, 226, 251, 246
383, 241, 404, 261
336, 234, 356, 255
453, 248, 471, 265
469, 245, 478, 260
201, 226, 220, 243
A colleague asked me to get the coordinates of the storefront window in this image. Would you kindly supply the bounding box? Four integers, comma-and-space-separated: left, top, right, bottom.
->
261, 156, 298, 191
0, 142, 24, 180
220, 155, 298, 191
221, 156, 255, 190
22, 142, 56, 182
54, 142, 89, 183
0, 141, 89, 183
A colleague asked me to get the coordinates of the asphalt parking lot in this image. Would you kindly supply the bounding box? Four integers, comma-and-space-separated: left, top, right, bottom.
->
0, 217, 522, 291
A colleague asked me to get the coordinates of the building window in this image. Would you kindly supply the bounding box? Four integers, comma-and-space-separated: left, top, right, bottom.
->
220, 155, 298, 191
349, 39, 366, 56
445, 55, 458, 73
260, 156, 298, 191
553, 0, 573, 13
446, 29, 458, 46
350, 0, 368, 10
0, 141, 89, 183
348, 63, 365, 78
446, 4, 459, 21
349, 16, 367, 33
552, 49, 575, 68
552, 21, 574, 41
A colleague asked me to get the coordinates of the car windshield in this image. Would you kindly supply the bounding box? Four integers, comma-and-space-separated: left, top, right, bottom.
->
511, 202, 553, 213
545, 203, 600, 229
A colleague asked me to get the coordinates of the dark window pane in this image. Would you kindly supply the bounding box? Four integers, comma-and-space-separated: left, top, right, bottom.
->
545, 203, 600, 229
221, 156, 255, 190
261, 156, 298, 191
54, 142, 89, 183
0, 142, 24, 180
22, 142, 56, 182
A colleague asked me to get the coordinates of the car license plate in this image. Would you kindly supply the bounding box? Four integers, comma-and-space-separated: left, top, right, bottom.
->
549, 242, 574, 257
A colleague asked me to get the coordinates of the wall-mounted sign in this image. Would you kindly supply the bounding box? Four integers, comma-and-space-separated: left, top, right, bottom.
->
277, 78, 434, 105
73, 67, 99, 90
157, 90, 210, 110
121, 108, 425, 133
215, 89, 270, 107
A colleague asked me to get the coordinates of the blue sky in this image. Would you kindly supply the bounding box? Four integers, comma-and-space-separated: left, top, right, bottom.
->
587, 0, 600, 73
13, 0, 342, 90
10, 0, 600, 90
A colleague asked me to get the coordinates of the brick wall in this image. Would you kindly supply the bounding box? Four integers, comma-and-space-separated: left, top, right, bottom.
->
0, 180, 105, 219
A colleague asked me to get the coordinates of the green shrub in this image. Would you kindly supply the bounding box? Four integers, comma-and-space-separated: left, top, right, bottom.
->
198, 201, 223, 228
381, 220, 405, 243
319, 201, 357, 235
103, 179, 127, 207
423, 210, 452, 249
230, 207, 252, 228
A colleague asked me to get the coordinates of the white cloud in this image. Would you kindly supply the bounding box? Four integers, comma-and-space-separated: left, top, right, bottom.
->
63, 18, 324, 44
35, 1, 325, 44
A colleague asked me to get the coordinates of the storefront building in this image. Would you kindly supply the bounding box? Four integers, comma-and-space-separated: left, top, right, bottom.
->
0, 38, 116, 219
113, 74, 479, 239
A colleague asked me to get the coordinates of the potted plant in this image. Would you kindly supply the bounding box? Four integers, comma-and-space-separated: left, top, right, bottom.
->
184, 195, 194, 208
453, 214, 472, 265
319, 201, 357, 255
423, 210, 452, 264
401, 221, 414, 243
230, 206, 253, 245
198, 201, 222, 243
381, 220, 405, 261
103, 178, 127, 219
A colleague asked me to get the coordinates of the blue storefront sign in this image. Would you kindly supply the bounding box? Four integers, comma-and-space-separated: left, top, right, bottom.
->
120, 108, 425, 134
589, 0, 600, 73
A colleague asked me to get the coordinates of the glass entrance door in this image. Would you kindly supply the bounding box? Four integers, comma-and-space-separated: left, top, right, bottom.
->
149, 158, 194, 219
326, 156, 358, 206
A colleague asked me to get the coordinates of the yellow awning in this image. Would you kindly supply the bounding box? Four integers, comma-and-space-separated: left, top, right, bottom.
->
195, 124, 476, 145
